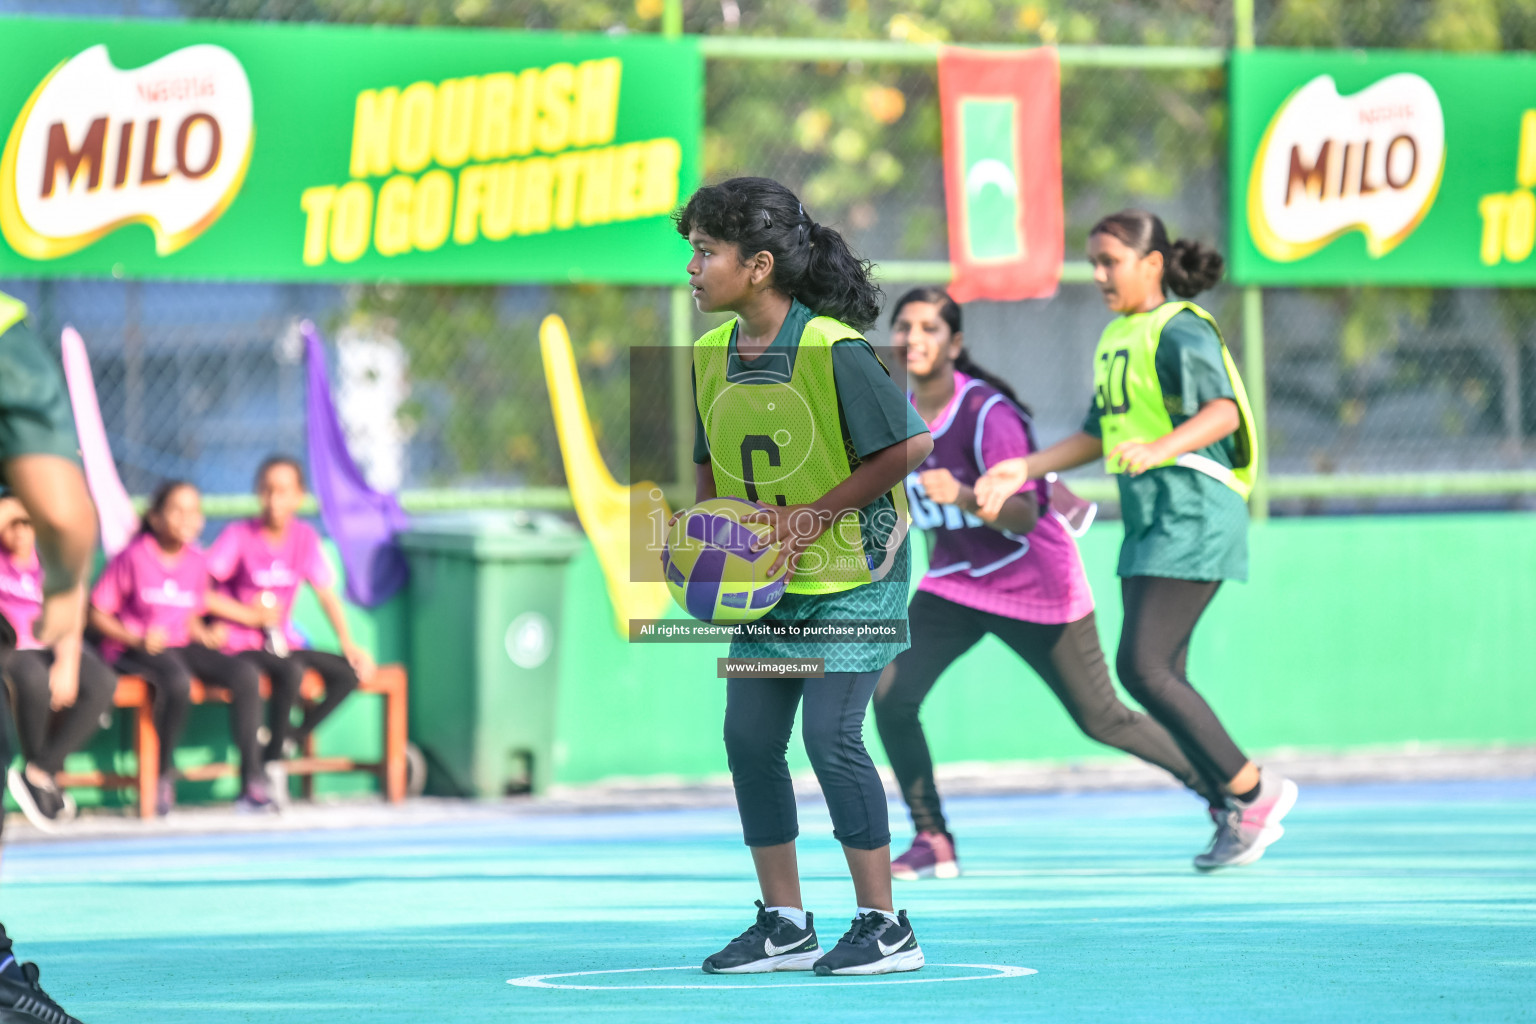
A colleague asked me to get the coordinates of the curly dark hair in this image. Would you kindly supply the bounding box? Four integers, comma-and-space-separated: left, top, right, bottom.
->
676, 177, 882, 332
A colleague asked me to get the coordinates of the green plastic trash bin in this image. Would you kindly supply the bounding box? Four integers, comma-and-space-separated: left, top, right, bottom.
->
398, 511, 585, 797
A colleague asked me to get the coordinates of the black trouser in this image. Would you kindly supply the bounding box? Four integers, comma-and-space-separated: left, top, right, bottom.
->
235, 649, 359, 762
725, 670, 891, 851
875, 591, 1218, 837
0, 637, 11, 853
1116, 576, 1249, 800
2, 647, 116, 775
116, 646, 264, 787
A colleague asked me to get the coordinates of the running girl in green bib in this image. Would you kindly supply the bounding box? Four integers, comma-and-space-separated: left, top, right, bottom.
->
975, 210, 1297, 872
678, 178, 933, 975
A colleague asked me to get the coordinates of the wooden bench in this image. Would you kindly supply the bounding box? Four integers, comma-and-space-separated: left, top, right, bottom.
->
54, 664, 409, 819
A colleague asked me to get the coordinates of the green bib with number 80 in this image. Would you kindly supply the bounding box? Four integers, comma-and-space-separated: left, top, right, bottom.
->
1092, 300, 1260, 500
694, 316, 907, 595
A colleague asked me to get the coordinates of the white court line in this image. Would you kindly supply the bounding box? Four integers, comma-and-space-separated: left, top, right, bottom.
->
508, 963, 1037, 990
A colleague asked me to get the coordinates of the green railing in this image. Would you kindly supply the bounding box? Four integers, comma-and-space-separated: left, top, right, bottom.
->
197, 0, 1529, 518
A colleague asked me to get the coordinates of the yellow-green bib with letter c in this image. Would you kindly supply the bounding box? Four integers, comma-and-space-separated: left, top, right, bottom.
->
694, 315, 910, 595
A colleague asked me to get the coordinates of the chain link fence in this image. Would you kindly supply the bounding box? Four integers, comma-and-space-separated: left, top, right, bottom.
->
2, 0, 1533, 510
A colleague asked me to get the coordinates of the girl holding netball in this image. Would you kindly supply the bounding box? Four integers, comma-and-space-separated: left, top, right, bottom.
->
875, 287, 1220, 880
975, 210, 1296, 871
679, 177, 932, 974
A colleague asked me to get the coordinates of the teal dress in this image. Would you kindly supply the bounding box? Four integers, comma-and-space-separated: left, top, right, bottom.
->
1083, 309, 1249, 583
692, 299, 930, 672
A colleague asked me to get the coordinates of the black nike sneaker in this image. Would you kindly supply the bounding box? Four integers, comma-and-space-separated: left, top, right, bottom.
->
702, 901, 821, 974
813, 910, 924, 976
6, 769, 66, 834
0, 955, 86, 1024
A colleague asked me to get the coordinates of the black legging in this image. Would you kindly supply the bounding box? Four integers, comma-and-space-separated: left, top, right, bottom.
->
234, 648, 359, 762
2, 647, 117, 775
875, 590, 1218, 837
115, 645, 264, 787
0, 636, 13, 952
725, 670, 890, 851
1116, 576, 1249, 799
0, 637, 13, 849
0, 651, 11, 950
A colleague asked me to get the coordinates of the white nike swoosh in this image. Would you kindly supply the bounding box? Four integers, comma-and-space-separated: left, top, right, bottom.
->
764, 935, 808, 956
877, 934, 908, 956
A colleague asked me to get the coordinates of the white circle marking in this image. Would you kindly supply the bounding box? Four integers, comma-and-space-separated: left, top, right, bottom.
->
508, 962, 1036, 990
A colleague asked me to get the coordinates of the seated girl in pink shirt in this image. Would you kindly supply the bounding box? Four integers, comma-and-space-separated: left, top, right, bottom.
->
0, 495, 117, 830
206, 456, 373, 796
89, 480, 272, 815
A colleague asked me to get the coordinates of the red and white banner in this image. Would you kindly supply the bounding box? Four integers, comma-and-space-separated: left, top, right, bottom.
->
938, 47, 1063, 302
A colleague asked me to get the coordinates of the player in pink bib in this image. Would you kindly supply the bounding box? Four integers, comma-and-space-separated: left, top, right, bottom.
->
89, 481, 272, 815
0, 496, 116, 831
206, 456, 372, 801
872, 289, 1220, 881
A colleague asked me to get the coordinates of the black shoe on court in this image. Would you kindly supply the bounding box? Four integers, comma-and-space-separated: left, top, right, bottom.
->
702, 902, 820, 974
6, 769, 65, 834
813, 910, 924, 976
0, 955, 85, 1023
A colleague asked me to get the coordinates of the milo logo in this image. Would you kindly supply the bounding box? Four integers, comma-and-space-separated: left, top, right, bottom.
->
1248, 72, 1445, 261
0, 43, 253, 259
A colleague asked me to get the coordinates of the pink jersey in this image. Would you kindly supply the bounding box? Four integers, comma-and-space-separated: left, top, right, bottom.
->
206, 518, 335, 654
0, 550, 43, 650
91, 532, 209, 662
908, 372, 1094, 624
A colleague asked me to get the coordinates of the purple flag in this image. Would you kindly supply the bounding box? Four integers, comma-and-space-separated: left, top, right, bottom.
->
304, 321, 410, 607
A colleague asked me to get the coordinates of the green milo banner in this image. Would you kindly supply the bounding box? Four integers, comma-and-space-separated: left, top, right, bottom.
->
1230, 49, 1536, 285
0, 17, 700, 283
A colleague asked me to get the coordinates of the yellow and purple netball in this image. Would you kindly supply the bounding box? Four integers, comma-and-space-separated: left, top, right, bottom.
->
662, 497, 788, 625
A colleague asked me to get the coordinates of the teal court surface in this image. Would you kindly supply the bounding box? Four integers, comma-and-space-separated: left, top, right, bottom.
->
3, 778, 1532, 1022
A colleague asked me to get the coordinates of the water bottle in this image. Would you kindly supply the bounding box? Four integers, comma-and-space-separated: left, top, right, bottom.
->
259, 591, 290, 657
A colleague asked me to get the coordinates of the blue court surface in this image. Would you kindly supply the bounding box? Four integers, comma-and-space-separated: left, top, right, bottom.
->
3, 778, 1532, 1022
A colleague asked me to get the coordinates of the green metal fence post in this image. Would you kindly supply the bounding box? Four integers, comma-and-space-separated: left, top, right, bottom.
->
670, 285, 696, 501
1234, 0, 1255, 49
662, 0, 688, 504
1241, 285, 1270, 522
1233, 0, 1267, 521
